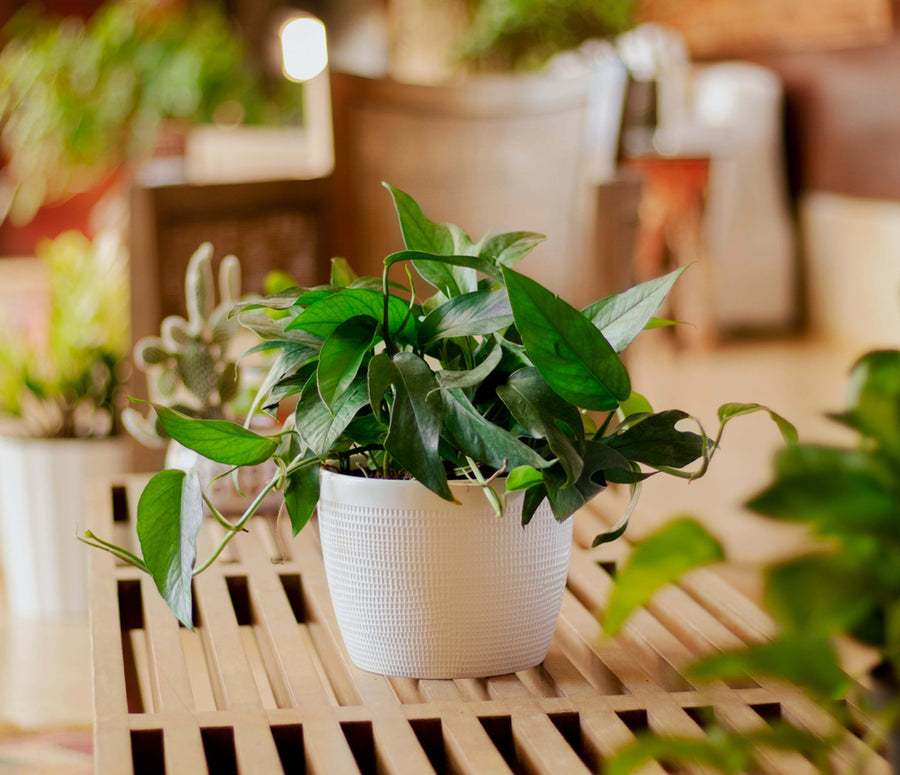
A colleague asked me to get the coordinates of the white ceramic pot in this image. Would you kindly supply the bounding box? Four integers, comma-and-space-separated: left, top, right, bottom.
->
317, 469, 574, 678
165, 441, 281, 516
0, 435, 131, 619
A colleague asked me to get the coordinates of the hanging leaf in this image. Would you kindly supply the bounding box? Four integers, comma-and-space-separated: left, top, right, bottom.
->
155, 406, 278, 466
284, 456, 320, 536
295, 375, 369, 458
504, 266, 630, 410
605, 410, 704, 469
137, 470, 203, 628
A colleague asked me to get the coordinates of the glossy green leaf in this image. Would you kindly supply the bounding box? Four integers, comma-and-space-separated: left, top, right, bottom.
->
837, 349, 900, 458
155, 406, 278, 466
137, 469, 203, 628
382, 352, 454, 501
481, 231, 546, 267
503, 266, 630, 410
521, 484, 548, 526
383, 183, 476, 296
419, 289, 512, 343
284, 456, 320, 536
441, 388, 550, 472
617, 390, 653, 418
317, 316, 378, 409
295, 375, 369, 458
285, 288, 415, 341
582, 266, 687, 352
689, 636, 850, 701
605, 410, 703, 468
602, 518, 724, 635
497, 368, 585, 485
507, 465, 543, 491
435, 342, 502, 392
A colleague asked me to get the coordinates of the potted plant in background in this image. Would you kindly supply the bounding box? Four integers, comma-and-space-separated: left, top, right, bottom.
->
601, 350, 900, 772
123, 241, 280, 514
0, 0, 303, 254
0, 229, 130, 619
82, 183, 791, 678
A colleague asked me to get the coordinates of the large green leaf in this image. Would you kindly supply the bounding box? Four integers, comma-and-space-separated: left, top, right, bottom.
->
481, 231, 545, 267
295, 375, 369, 458
503, 266, 630, 410
383, 183, 477, 296
605, 410, 704, 469
602, 518, 724, 635
748, 445, 898, 536
155, 406, 278, 466
497, 367, 584, 485
441, 388, 550, 472
137, 469, 203, 628
419, 289, 512, 343
317, 316, 378, 409
689, 636, 850, 701
582, 266, 686, 352
378, 352, 453, 501
285, 288, 415, 341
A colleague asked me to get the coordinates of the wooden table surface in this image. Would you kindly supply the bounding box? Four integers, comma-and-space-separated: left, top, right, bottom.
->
89, 475, 887, 775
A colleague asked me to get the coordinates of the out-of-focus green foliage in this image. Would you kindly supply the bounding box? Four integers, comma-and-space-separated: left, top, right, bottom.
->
0, 230, 129, 437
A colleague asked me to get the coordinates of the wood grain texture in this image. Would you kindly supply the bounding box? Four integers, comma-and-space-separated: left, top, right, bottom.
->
89, 476, 891, 774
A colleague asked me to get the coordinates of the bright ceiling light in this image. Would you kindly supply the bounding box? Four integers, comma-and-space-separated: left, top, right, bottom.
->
280, 16, 328, 82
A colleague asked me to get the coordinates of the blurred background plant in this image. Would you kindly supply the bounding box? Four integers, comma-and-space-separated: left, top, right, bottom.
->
0, 230, 129, 438
0, 0, 304, 227
459, 0, 635, 70
601, 350, 900, 773
122, 243, 256, 449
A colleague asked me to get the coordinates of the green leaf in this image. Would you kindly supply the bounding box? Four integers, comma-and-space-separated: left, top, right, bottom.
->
137, 470, 203, 628
764, 553, 881, 642
481, 231, 546, 267
382, 352, 454, 501
330, 256, 358, 287
317, 316, 378, 409
584, 266, 687, 352
295, 375, 369, 458
286, 288, 415, 341
507, 465, 543, 491
244, 342, 319, 422
384, 250, 503, 286
717, 402, 798, 445
602, 518, 724, 635
383, 183, 477, 296
522, 484, 548, 526
582, 266, 687, 352
689, 635, 851, 701
435, 341, 502, 392
838, 350, 900, 458
419, 289, 512, 343
748, 445, 898, 537
441, 388, 550, 472
284, 457, 320, 536
155, 406, 278, 466
497, 368, 585, 485
618, 390, 653, 418
605, 410, 703, 468
503, 266, 630, 411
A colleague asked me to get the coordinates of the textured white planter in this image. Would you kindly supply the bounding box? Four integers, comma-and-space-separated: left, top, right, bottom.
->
0, 435, 130, 619
317, 469, 573, 678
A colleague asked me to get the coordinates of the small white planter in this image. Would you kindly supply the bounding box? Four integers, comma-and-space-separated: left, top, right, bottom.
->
317, 469, 573, 678
0, 435, 131, 619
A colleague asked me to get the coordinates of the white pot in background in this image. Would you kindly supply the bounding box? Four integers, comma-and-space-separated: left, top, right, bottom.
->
317, 469, 573, 678
0, 435, 131, 619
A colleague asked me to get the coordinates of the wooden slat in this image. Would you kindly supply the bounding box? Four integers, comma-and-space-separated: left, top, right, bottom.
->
88, 476, 890, 774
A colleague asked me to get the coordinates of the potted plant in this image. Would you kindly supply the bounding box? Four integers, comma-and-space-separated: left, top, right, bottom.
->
601, 350, 900, 773
82, 183, 787, 677
0, 229, 130, 618
0, 0, 303, 252
122, 241, 280, 513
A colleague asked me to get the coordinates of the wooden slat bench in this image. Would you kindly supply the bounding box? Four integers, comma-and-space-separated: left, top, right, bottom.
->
89, 476, 888, 774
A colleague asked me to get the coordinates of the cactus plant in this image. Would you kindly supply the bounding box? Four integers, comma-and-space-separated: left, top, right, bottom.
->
122, 243, 244, 448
